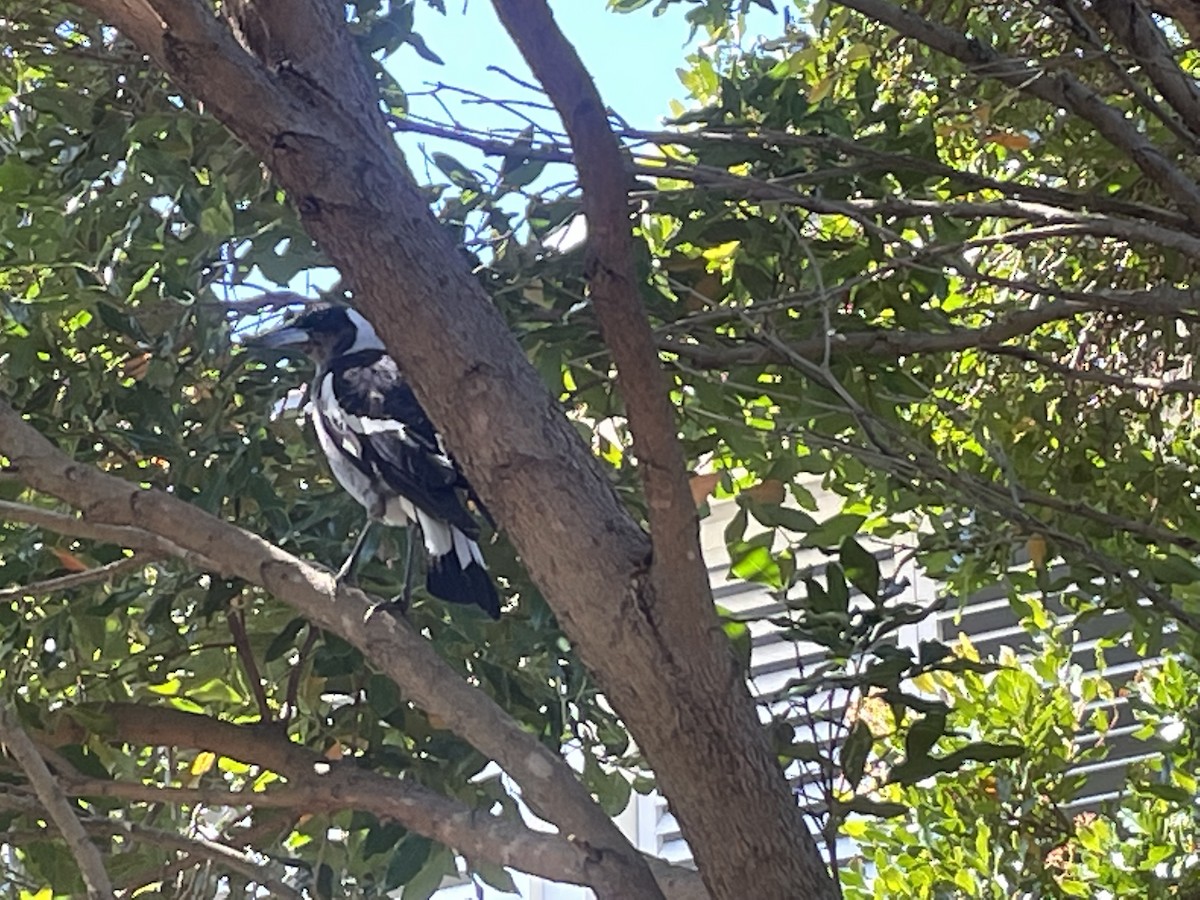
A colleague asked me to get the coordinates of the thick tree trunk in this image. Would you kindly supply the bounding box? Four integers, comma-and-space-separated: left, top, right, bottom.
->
67, 2, 838, 897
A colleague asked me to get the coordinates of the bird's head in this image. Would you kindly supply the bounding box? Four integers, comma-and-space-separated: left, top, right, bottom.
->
246, 302, 385, 366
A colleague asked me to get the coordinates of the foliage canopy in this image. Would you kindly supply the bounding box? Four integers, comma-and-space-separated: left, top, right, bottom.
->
1, 0, 1199, 897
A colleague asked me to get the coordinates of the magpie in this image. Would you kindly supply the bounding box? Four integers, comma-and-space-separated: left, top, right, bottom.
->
248, 302, 501, 618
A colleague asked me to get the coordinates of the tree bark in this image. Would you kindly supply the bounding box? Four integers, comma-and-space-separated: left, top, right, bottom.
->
490, 3, 836, 897
0, 402, 695, 899
0, 703, 115, 899
61, 1, 838, 896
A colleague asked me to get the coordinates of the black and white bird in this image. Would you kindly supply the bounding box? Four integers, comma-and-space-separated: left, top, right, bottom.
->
249, 301, 500, 618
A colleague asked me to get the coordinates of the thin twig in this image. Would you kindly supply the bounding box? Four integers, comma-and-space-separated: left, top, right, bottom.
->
283, 624, 320, 723
0, 703, 115, 899
0, 784, 302, 898
836, 0, 1200, 225
226, 606, 271, 720
986, 345, 1200, 396
0, 500, 216, 569
0, 555, 152, 601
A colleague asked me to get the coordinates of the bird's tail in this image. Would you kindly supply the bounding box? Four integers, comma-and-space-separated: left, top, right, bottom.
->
417, 511, 500, 618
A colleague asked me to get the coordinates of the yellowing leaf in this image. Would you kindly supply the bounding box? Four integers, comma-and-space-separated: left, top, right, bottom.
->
149, 678, 182, 696
911, 672, 937, 693
700, 240, 740, 263
218, 756, 252, 774
953, 632, 980, 663
842, 818, 869, 838
689, 472, 720, 506
1027, 533, 1048, 570
191, 751, 216, 776
983, 131, 1031, 150
49, 546, 89, 573
808, 74, 835, 104
743, 479, 786, 505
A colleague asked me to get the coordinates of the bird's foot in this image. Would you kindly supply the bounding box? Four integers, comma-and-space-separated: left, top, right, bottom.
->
363, 596, 408, 624
335, 558, 358, 587
385, 592, 410, 617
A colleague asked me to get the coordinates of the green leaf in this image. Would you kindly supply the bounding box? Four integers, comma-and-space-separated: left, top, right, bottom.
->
402, 845, 456, 900
366, 673, 399, 717
1141, 781, 1193, 804
406, 31, 444, 65
199, 195, 235, 235
431, 152, 482, 191
363, 821, 407, 858
917, 640, 952, 667
905, 712, 947, 759
825, 564, 850, 614
500, 158, 548, 189
744, 498, 817, 534
729, 534, 782, 587
386, 835, 432, 888
470, 859, 518, 894
316, 863, 334, 900
265, 617, 307, 662
840, 720, 873, 790
800, 513, 866, 548
717, 604, 752, 672
840, 537, 879, 600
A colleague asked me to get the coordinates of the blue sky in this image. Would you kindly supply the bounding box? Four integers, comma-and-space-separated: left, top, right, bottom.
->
393, 1, 701, 137
279, 2, 785, 294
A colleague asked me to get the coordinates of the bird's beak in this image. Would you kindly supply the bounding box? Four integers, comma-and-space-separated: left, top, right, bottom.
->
244, 326, 311, 352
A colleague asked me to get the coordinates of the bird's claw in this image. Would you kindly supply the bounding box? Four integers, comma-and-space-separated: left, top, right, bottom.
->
334, 560, 356, 586
362, 597, 408, 623
386, 593, 410, 617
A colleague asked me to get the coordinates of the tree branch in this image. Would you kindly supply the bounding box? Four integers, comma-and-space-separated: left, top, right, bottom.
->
836, 0, 1200, 226
1149, 0, 1200, 42
0, 816, 304, 900
391, 114, 1196, 235
0, 399, 701, 898
0, 703, 115, 900
622, 127, 1193, 230
283, 623, 319, 723
99, 821, 303, 900
0, 554, 151, 601
1094, 0, 1200, 138
59, 0, 834, 894
225, 607, 272, 721
659, 271, 1200, 369
659, 297, 1091, 367
41, 701, 652, 892
490, 3, 835, 899
987, 345, 1200, 397
486, 1, 703, 606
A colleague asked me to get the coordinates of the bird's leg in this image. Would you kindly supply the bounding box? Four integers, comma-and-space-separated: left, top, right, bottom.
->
402, 525, 417, 607
390, 525, 418, 615
337, 518, 376, 584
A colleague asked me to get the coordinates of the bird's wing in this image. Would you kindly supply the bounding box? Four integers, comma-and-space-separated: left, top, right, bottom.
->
319, 351, 480, 537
